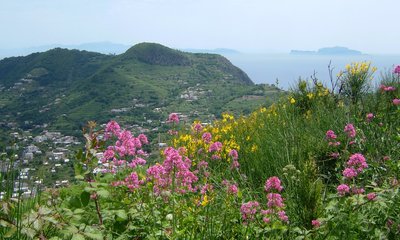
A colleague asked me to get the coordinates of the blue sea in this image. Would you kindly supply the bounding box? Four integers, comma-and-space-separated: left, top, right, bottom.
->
225, 53, 400, 90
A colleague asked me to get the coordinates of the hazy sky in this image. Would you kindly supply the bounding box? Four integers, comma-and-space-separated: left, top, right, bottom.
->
1, 0, 399, 54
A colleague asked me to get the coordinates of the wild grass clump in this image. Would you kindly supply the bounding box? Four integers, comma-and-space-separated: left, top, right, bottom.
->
0, 63, 399, 239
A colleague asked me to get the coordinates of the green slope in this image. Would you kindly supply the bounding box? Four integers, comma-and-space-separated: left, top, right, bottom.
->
0, 42, 282, 134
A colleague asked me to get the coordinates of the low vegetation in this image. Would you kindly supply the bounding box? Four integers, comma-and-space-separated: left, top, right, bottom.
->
1, 62, 399, 239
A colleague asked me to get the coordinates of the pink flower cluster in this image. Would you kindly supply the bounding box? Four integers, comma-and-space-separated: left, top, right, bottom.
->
338, 153, 368, 196
264, 176, 283, 192
393, 65, 400, 75
380, 84, 396, 92
146, 147, 198, 194
209, 141, 223, 152
325, 130, 337, 140
367, 192, 377, 201
102, 121, 148, 173
112, 172, 144, 190
347, 153, 368, 172
311, 219, 321, 228
104, 121, 121, 139
262, 176, 288, 223
344, 123, 356, 138
366, 113, 374, 122
325, 130, 340, 147
240, 177, 288, 224
393, 98, 400, 106
228, 149, 240, 169
193, 123, 203, 132
222, 180, 238, 195
337, 184, 350, 196
167, 113, 179, 124
240, 201, 259, 222
202, 132, 212, 143
342, 153, 368, 179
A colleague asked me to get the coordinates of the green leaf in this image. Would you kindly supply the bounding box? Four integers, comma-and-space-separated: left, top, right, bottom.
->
115, 209, 128, 221
84, 232, 104, 240
21, 227, 36, 238
4, 226, 17, 238
71, 233, 86, 240
38, 206, 52, 215
42, 216, 59, 225
69, 196, 82, 208
0, 219, 13, 228
96, 189, 110, 198
84, 187, 97, 192
74, 208, 86, 214
80, 191, 90, 207
75, 175, 84, 180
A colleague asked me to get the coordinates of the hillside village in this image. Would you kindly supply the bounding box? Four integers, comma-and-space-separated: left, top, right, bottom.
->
0, 111, 215, 200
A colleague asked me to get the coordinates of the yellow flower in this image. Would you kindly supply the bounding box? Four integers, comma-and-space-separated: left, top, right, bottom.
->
307, 93, 314, 99
290, 97, 296, 104
201, 195, 209, 206
251, 144, 258, 152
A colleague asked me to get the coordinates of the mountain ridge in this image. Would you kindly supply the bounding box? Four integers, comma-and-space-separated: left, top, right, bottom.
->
0, 43, 280, 135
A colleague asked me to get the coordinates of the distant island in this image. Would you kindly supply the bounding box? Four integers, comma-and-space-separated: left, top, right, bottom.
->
183, 48, 240, 55
290, 46, 363, 55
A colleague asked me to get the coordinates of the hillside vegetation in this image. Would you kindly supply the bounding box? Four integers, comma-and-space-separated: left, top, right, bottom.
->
0, 62, 399, 239
0, 43, 280, 137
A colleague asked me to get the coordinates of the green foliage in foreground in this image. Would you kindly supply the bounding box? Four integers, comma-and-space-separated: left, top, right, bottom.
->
1, 64, 399, 239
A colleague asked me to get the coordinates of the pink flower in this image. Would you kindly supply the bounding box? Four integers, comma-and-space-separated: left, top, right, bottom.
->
344, 123, 356, 138
103, 149, 115, 161
193, 123, 203, 132
366, 113, 374, 122
383, 156, 390, 161
105, 120, 121, 139
263, 217, 271, 223
167, 113, 179, 124
167, 130, 178, 135
138, 134, 149, 144
385, 86, 396, 91
367, 192, 377, 201
395, 65, 400, 75
347, 153, 368, 173
330, 152, 340, 159
265, 176, 283, 192
228, 184, 238, 195
147, 147, 198, 194
267, 193, 285, 208
343, 168, 358, 179
209, 142, 223, 152
228, 149, 239, 160
123, 172, 142, 190
351, 187, 365, 194
337, 184, 350, 196
240, 201, 259, 221
231, 160, 240, 170
328, 141, 341, 147
325, 130, 337, 140
202, 132, 212, 143
380, 84, 396, 92
393, 98, 400, 106
278, 210, 289, 222
312, 219, 321, 228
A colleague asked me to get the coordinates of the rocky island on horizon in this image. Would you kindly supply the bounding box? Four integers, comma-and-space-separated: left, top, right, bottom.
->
290, 46, 363, 55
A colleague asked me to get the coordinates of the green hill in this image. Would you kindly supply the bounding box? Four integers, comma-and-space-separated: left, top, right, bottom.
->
0, 43, 281, 135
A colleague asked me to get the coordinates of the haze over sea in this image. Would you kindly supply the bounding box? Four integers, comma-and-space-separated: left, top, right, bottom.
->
224, 53, 400, 90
